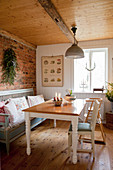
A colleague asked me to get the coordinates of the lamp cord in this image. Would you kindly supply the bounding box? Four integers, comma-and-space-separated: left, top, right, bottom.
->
71, 26, 78, 44
74, 34, 76, 44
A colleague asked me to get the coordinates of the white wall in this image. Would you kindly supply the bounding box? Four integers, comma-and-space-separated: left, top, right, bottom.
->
36, 43, 72, 99
36, 39, 113, 100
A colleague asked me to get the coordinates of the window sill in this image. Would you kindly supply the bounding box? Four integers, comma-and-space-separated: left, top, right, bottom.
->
73, 91, 106, 94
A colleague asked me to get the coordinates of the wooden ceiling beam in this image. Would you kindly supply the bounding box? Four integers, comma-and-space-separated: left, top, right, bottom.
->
38, 0, 75, 43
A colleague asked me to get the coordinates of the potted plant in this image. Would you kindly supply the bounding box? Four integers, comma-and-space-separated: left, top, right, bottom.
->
106, 82, 113, 113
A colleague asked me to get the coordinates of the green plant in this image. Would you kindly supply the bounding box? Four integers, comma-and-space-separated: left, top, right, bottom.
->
106, 82, 113, 102
1, 48, 19, 85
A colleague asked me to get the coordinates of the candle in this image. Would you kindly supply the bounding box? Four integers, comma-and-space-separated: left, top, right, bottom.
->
55, 92, 57, 101
58, 93, 61, 100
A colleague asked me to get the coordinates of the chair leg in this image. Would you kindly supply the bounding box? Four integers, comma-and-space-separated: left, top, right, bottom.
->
68, 133, 72, 157
100, 122, 106, 144
91, 133, 95, 159
98, 114, 106, 144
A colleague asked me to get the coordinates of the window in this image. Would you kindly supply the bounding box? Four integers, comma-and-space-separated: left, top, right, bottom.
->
74, 48, 108, 92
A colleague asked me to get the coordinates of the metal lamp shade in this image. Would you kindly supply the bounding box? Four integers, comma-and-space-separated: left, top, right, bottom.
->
65, 44, 84, 59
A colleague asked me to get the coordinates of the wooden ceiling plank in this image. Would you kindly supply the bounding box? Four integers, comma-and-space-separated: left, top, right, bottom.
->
1, 0, 113, 45
0, 0, 70, 45
38, 0, 74, 43
52, 0, 113, 41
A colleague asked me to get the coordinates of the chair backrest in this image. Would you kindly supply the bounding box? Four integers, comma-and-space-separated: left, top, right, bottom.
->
90, 100, 100, 131
86, 97, 103, 115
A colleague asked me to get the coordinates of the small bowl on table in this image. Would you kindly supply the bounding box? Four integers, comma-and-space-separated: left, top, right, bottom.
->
64, 95, 76, 104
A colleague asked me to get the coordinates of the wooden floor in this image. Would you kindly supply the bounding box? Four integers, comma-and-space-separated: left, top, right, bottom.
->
0, 120, 113, 170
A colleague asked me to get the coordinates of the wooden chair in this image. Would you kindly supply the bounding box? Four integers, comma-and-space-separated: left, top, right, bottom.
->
85, 98, 106, 144
68, 100, 100, 159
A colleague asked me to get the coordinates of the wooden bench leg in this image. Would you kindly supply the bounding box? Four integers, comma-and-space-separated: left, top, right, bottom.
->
6, 130, 10, 155
6, 142, 10, 155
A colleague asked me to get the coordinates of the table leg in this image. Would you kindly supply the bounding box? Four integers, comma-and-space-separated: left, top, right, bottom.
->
72, 117, 78, 164
25, 112, 31, 155
54, 119, 56, 127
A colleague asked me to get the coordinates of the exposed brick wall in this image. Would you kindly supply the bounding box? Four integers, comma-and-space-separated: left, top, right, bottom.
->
0, 34, 36, 94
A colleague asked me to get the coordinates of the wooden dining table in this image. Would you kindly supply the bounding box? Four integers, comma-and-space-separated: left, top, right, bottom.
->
23, 99, 86, 164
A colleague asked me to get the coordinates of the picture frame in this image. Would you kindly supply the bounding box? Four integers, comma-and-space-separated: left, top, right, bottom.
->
41, 55, 64, 87
112, 58, 113, 80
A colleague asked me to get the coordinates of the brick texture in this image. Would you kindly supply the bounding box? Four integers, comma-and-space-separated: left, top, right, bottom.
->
0, 35, 36, 94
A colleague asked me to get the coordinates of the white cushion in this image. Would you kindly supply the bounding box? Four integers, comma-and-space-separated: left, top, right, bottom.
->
10, 96, 29, 111
28, 95, 45, 107
4, 100, 24, 127
10, 97, 29, 124
0, 101, 5, 107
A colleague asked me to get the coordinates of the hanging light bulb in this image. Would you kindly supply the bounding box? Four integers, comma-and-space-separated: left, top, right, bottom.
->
65, 27, 84, 59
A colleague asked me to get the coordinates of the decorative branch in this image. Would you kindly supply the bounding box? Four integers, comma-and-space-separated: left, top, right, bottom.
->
1, 48, 19, 85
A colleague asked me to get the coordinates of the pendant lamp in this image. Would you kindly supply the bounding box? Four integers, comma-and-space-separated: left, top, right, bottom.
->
65, 27, 84, 59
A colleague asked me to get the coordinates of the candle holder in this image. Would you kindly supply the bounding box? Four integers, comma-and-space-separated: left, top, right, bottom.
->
79, 79, 88, 92
54, 92, 62, 106
54, 100, 62, 106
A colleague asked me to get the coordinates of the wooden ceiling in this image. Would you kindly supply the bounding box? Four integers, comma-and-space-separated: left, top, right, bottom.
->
0, 0, 113, 46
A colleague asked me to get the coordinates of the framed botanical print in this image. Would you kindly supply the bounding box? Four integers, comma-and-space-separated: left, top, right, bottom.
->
42, 55, 64, 87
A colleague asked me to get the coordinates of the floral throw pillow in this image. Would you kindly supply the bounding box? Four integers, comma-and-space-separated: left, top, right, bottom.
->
4, 100, 20, 127
28, 95, 45, 107
10, 97, 29, 122
10, 97, 29, 111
